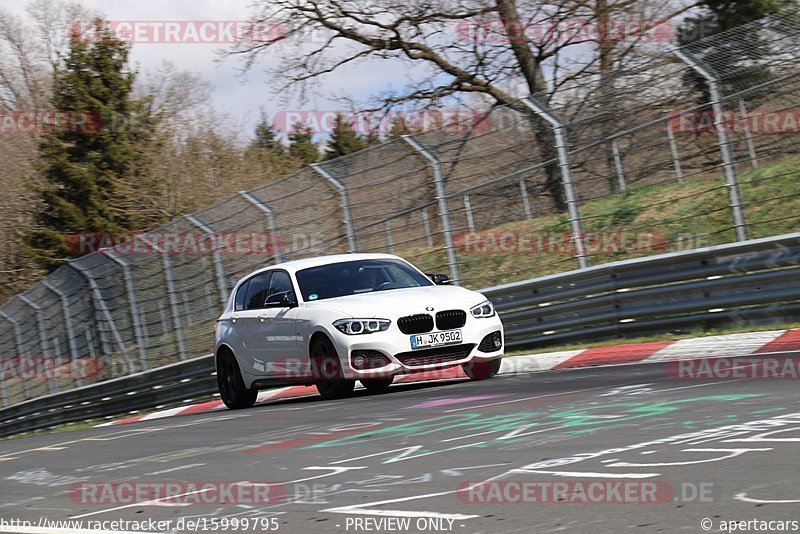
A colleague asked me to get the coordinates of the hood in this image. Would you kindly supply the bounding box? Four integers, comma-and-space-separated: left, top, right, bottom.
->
301, 285, 486, 318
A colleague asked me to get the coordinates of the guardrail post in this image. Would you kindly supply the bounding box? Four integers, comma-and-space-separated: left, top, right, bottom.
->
674, 49, 748, 242
17, 295, 58, 394
403, 135, 462, 284
137, 237, 188, 360
0, 310, 32, 399
185, 214, 230, 305
238, 191, 284, 263
310, 164, 358, 253
611, 138, 627, 192
665, 121, 685, 183
522, 96, 590, 269
738, 97, 758, 169
101, 252, 149, 371
67, 261, 134, 373
42, 280, 83, 387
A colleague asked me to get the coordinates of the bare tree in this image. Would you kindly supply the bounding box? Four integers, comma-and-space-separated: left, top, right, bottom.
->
231, 0, 694, 209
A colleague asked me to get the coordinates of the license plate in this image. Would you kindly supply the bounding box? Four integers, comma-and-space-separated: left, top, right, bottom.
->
410, 330, 462, 349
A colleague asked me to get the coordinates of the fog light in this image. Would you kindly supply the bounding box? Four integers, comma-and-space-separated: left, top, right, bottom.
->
353, 355, 367, 369
478, 330, 502, 353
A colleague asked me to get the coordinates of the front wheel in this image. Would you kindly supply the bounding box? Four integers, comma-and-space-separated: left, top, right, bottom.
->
462, 358, 502, 381
311, 337, 356, 400
361, 376, 394, 393
217, 351, 258, 409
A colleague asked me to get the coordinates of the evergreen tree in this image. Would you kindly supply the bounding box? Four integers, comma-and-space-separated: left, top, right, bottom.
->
251, 111, 283, 153
24, 19, 153, 269
388, 115, 412, 139
324, 114, 366, 160
677, 0, 784, 101
288, 122, 319, 165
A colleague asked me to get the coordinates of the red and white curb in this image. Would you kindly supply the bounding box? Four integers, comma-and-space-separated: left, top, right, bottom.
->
97, 328, 800, 427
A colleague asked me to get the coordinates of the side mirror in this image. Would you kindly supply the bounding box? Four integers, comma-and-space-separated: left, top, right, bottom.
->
264, 290, 298, 308
426, 273, 451, 285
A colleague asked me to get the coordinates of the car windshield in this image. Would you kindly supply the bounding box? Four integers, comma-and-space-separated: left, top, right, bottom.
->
295, 259, 433, 301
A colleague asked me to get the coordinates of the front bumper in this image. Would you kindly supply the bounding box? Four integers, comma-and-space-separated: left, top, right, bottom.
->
329, 315, 504, 380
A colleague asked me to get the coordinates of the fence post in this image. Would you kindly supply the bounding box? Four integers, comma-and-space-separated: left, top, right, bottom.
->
611, 138, 627, 192
0, 310, 32, 399
238, 191, 284, 263
67, 261, 135, 373
665, 122, 685, 183
402, 135, 462, 285
185, 214, 230, 305
674, 49, 748, 242
522, 96, 590, 269
384, 221, 394, 253
42, 280, 82, 387
17, 295, 58, 394
101, 252, 149, 371
738, 97, 758, 169
311, 164, 358, 253
137, 237, 188, 360
519, 176, 533, 219
464, 195, 475, 232
421, 209, 434, 247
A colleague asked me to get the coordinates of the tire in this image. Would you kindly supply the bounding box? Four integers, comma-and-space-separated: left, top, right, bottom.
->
311, 337, 355, 400
217, 350, 258, 409
462, 358, 502, 381
361, 376, 394, 393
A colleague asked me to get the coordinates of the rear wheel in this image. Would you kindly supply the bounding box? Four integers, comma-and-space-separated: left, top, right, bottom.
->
462, 358, 502, 381
361, 376, 394, 393
311, 337, 355, 400
217, 351, 258, 409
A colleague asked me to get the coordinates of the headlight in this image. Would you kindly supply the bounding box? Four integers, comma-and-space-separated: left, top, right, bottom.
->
470, 300, 495, 318
333, 318, 391, 335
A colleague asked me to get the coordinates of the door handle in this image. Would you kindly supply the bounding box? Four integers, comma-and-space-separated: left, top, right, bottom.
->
258, 313, 269, 322
231, 314, 238, 323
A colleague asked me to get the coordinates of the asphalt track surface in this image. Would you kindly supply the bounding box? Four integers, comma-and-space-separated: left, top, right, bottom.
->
1, 357, 799, 534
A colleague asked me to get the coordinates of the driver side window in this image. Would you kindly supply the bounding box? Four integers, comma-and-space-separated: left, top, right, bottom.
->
244, 272, 272, 310
265, 271, 294, 303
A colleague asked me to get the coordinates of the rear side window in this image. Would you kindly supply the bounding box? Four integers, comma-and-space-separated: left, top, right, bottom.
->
234, 279, 250, 311
244, 272, 272, 310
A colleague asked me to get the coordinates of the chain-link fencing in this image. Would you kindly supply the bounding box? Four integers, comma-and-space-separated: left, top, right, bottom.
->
1, 10, 798, 407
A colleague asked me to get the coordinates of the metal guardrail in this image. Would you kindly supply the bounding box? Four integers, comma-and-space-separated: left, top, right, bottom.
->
1, 232, 799, 438
0, 353, 216, 438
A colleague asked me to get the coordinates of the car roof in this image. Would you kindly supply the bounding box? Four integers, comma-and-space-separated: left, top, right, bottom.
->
246, 253, 404, 277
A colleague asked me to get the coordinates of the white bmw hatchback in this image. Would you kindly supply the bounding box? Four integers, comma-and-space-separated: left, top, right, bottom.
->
214, 253, 504, 408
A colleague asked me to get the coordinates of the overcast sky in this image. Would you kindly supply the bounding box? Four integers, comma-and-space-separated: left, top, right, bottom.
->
4, 0, 415, 142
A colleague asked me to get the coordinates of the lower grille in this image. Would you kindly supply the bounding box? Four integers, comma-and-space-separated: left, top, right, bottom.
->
395, 344, 476, 367
398, 314, 434, 334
